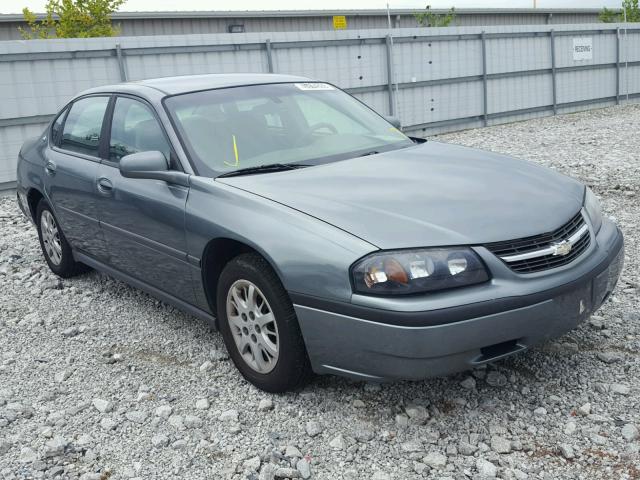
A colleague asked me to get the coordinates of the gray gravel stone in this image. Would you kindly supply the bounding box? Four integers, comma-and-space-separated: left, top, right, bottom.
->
151, 434, 169, 448
577, 403, 592, 416
1, 105, 639, 480
125, 410, 148, 424
275, 467, 301, 478
44, 436, 67, 458
18, 447, 37, 463
155, 405, 172, 418
401, 439, 424, 453
460, 376, 476, 389
559, 443, 575, 459
423, 451, 447, 468
296, 458, 311, 479
305, 420, 322, 437
405, 403, 429, 424
610, 383, 630, 395
243, 455, 261, 471
92, 398, 112, 413
219, 409, 238, 423
621, 424, 639, 442
485, 371, 507, 387
183, 414, 202, 428
597, 351, 623, 364
490, 435, 512, 453
100, 417, 117, 430
329, 434, 346, 450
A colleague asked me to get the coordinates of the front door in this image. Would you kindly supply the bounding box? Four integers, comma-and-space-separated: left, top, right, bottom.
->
44, 95, 110, 261
96, 95, 194, 303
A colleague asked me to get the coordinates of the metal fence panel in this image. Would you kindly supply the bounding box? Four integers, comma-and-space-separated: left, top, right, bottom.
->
1, 23, 639, 186
488, 73, 553, 113
485, 35, 550, 74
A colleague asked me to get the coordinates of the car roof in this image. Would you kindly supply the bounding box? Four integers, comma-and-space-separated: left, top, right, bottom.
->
79, 73, 313, 98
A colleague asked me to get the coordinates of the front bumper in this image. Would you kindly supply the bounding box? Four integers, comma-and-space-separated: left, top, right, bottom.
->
294, 222, 624, 381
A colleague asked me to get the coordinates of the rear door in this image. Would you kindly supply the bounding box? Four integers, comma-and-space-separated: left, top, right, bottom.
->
44, 95, 110, 260
96, 95, 194, 303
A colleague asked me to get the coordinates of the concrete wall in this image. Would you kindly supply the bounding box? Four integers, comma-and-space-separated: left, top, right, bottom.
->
1, 23, 639, 187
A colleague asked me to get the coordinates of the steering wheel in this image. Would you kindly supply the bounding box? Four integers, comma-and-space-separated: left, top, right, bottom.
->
308, 122, 338, 135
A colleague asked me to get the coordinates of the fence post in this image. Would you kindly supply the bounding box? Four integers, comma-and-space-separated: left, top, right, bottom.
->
481, 31, 488, 126
550, 29, 557, 115
115, 44, 127, 82
616, 27, 621, 105
385, 34, 397, 117
265, 39, 274, 73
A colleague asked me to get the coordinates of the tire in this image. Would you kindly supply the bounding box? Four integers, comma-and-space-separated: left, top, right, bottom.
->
36, 200, 88, 278
217, 252, 313, 393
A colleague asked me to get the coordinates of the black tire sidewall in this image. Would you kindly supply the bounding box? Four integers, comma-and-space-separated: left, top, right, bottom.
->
216, 253, 311, 393
36, 200, 77, 278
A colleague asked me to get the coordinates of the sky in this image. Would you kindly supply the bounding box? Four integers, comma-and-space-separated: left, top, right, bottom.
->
0, 0, 623, 14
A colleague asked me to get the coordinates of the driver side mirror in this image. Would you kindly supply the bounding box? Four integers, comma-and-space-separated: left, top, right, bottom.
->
119, 151, 189, 187
384, 116, 402, 130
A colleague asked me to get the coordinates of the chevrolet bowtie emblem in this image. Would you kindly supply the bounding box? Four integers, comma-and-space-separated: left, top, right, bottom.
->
551, 240, 572, 256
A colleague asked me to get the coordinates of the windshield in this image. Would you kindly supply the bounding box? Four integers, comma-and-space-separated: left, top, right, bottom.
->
164, 82, 413, 176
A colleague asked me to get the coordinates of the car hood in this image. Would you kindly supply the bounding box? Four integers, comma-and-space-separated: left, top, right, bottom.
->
217, 141, 585, 249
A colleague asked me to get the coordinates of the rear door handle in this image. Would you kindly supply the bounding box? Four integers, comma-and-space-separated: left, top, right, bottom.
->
97, 177, 113, 195
45, 161, 57, 176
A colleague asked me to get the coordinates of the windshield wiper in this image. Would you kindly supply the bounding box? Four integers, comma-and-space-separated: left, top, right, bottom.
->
217, 163, 309, 178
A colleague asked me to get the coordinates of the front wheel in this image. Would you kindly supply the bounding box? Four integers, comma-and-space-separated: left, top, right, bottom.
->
217, 253, 312, 392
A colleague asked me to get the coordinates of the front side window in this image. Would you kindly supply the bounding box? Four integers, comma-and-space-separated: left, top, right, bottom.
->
59, 96, 109, 157
165, 83, 413, 176
109, 97, 170, 162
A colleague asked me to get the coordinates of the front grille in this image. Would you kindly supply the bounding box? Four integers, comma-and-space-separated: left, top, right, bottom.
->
485, 211, 591, 274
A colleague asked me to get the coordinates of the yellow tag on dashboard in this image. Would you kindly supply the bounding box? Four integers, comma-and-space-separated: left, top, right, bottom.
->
333, 16, 347, 30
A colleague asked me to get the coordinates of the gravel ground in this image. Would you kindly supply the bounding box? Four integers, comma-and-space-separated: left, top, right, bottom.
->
1, 104, 639, 480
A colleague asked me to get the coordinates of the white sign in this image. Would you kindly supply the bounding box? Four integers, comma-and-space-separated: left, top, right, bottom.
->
572, 37, 593, 61
294, 83, 335, 91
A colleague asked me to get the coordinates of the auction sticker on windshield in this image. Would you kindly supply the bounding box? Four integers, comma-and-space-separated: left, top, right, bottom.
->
294, 83, 335, 91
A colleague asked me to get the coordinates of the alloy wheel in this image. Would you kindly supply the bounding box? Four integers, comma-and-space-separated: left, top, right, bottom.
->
226, 279, 279, 373
41, 210, 62, 266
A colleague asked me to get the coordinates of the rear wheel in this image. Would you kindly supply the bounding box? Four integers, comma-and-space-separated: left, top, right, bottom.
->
36, 200, 87, 278
217, 253, 312, 392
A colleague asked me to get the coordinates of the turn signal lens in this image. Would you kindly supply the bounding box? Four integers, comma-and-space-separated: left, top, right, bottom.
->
384, 258, 409, 284
352, 248, 489, 295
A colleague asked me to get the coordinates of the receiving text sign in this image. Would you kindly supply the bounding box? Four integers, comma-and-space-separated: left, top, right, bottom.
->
573, 37, 593, 61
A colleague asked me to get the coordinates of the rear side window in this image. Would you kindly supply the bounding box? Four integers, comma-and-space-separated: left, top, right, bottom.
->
109, 97, 170, 162
59, 96, 109, 157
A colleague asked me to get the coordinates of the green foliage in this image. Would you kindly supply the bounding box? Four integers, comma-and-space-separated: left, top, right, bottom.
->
414, 5, 456, 28
599, 0, 640, 22
19, 0, 125, 39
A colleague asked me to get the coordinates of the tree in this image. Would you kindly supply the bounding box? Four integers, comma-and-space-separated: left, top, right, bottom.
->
599, 0, 640, 22
414, 5, 456, 28
19, 0, 125, 39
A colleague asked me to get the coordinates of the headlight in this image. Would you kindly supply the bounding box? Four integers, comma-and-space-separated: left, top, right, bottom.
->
351, 248, 490, 295
584, 187, 602, 233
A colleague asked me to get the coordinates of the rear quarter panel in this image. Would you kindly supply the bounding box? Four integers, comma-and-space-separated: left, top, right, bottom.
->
16, 132, 49, 216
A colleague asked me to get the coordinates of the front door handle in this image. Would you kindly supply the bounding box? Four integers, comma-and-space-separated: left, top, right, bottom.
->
45, 161, 57, 176
97, 177, 113, 195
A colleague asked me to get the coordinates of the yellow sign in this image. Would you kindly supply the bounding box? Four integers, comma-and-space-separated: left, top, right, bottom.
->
332, 15, 347, 30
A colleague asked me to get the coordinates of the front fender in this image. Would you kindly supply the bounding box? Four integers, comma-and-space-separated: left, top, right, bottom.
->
185, 176, 377, 304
